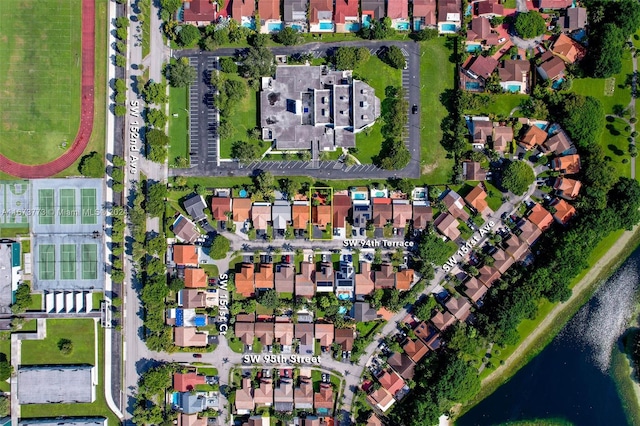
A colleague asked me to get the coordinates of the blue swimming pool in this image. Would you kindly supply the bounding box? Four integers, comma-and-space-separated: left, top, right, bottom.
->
291, 24, 303, 31
441, 23, 457, 32
552, 78, 565, 90
239, 189, 248, 197
465, 4, 472, 15
242, 21, 256, 30
338, 306, 347, 314
465, 81, 481, 90
172, 392, 179, 406
268, 22, 284, 32
345, 22, 360, 32
317, 408, 330, 415
373, 190, 385, 197
362, 15, 372, 28
338, 293, 351, 301
396, 22, 410, 31
353, 193, 366, 200
466, 44, 481, 53
319, 22, 334, 31
506, 84, 521, 93
534, 122, 547, 130
547, 123, 561, 134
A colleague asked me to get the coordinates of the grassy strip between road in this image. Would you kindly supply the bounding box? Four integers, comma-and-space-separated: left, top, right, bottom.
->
459, 226, 640, 417
169, 85, 189, 166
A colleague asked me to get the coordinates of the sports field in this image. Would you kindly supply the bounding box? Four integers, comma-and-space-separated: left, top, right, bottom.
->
81, 244, 97, 280
37, 189, 54, 225
0, 0, 82, 165
38, 244, 55, 281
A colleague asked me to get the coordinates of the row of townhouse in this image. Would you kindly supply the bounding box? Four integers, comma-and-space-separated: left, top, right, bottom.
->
180, 0, 460, 33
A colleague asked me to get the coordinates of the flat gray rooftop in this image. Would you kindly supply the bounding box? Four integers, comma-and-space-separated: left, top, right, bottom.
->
0, 243, 13, 314
18, 365, 96, 404
19, 418, 107, 426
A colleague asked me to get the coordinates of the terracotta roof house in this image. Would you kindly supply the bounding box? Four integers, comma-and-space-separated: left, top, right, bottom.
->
173, 215, 200, 243
232, 198, 252, 222
528, 203, 554, 231
235, 321, 255, 345
445, 297, 472, 321
552, 199, 577, 225
396, 269, 414, 291
366, 414, 385, 426
255, 263, 274, 290
333, 194, 352, 230
464, 277, 488, 303
519, 219, 543, 246
354, 302, 379, 322
182, 0, 216, 25
272, 201, 291, 231
414, 320, 438, 343
476, 0, 503, 17
211, 197, 231, 221
543, 130, 572, 155
499, 60, 530, 94
174, 327, 208, 347
255, 322, 274, 346
551, 33, 586, 63
309, 0, 334, 32
430, 310, 456, 331
251, 204, 272, 231
434, 213, 461, 241
334, 0, 360, 33
425, 332, 443, 351
478, 264, 501, 287
402, 338, 429, 363
493, 126, 513, 152
388, 352, 415, 379
315, 323, 334, 347
563, 7, 587, 32
258, 0, 282, 33
491, 250, 514, 275
537, 55, 566, 81
412, 204, 433, 229
392, 201, 412, 229
180, 289, 206, 309
361, 0, 385, 22
412, 0, 437, 29
367, 387, 395, 412
505, 235, 529, 261
465, 184, 490, 214
295, 378, 314, 409
442, 190, 471, 221
472, 119, 493, 145
296, 262, 315, 297
375, 263, 395, 289
377, 369, 406, 397
179, 413, 207, 426
462, 161, 488, 181
312, 205, 332, 228
274, 264, 295, 294
235, 377, 256, 413
296, 323, 314, 354
387, 0, 410, 30
254, 379, 274, 407
235, 263, 255, 297
372, 199, 393, 228
184, 268, 207, 288
465, 55, 499, 81
292, 202, 310, 230
274, 380, 294, 411
174, 372, 206, 392
174, 245, 199, 266
437, 0, 462, 33
356, 262, 376, 296
315, 262, 334, 292
520, 125, 547, 150
335, 328, 355, 351
538, 0, 571, 8
314, 383, 334, 410
274, 321, 294, 346
552, 154, 581, 174
467, 17, 498, 45
554, 177, 582, 200
231, 0, 255, 24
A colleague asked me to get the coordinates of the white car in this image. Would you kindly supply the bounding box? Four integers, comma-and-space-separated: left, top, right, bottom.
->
498, 37, 506, 44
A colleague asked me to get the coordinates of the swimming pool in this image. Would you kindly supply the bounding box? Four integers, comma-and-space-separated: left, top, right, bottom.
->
353, 193, 366, 200
465, 81, 481, 90
396, 22, 410, 31
547, 123, 561, 134
466, 44, 481, 53
239, 189, 248, 197
534, 122, 547, 130
552, 78, 565, 90
465, 4, 472, 15
441, 23, 457, 32
172, 392, 179, 406
338, 306, 347, 314
373, 190, 385, 197
242, 21, 256, 30
362, 15, 372, 28
506, 84, 521, 93
317, 408, 330, 415
268, 22, 284, 32
338, 293, 351, 301
291, 24, 303, 31
319, 22, 334, 31
345, 22, 360, 32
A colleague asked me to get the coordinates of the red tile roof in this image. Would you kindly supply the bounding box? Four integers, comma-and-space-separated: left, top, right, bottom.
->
335, 0, 359, 23
174, 245, 198, 266
528, 203, 554, 231
173, 372, 206, 392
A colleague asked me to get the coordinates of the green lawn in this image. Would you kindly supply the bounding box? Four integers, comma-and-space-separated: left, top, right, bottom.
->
21, 239, 30, 254
200, 264, 220, 280
0, 333, 10, 391
420, 38, 456, 184
601, 116, 632, 179
0, 0, 81, 165
169, 85, 190, 166
465, 93, 528, 118
21, 319, 95, 365
197, 367, 219, 376
140, 0, 151, 58
92, 292, 103, 310
229, 337, 244, 353
27, 293, 42, 311
219, 74, 259, 159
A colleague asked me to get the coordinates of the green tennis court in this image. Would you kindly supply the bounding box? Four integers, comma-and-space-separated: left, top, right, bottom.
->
38, 244, 55, 280
81, 244, 97, 280
38, 189, 54, 225
60, 244, 76, 280
59, 188, 76, 225
80, 188, 97, 225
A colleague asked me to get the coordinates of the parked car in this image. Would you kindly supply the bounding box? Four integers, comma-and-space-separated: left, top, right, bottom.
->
412, 104, 418, 114
193, 354, 202, 358
284, 255, 291, 263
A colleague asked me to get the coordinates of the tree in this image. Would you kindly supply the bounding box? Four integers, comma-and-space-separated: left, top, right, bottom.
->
114, 105, 127, 116
514, 11, 546, 39
273, 26, 301, 45
147, 182, 167, 217
219, 57, 238, 74
385, 46, 406, 70
79, 151, 104, 178
254, 171, 275, 195
242, 46, 275, 80
248, 33, 270, 48
166, 57, 197, 87
178, 24, 201, 47
257, 289, 280, 309
147, 234, 167, 256
412, 28, 438, 41
147, 258, 166, 276
141, 81, 168, 105
160, 0, 182, 14
169, 277, 185, 292
280, 178, 301, 199
0, 354, 11, 381
501, 160, 534, 195
145, 129, 169, 163
146, 108, 167, 129
57, 338, 74, 355
432, 354, 481, 403
334, 47, 358, 70
418, 231, 452, 266
413, 296, 438, 321
217, 79, 247, 115
0, 395, 9, 417
608, 177, 640, 230
230, 140, 260, 163
210, 234, 230, 259
378, 138, 410, 170
556, 94, 604, 147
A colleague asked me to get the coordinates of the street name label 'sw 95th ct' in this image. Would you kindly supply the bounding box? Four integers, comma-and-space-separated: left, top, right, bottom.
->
242, 354, 322, 365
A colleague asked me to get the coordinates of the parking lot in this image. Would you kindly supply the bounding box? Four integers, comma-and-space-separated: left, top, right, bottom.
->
187, 56, 218, 168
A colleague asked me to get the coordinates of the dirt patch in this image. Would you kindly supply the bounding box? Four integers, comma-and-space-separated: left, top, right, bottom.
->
422, 163, 439, 174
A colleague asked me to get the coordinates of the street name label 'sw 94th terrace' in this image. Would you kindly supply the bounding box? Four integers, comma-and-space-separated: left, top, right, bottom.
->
242, 354, 322, 365
342, 239, 414, 248
442, 220, 497, 272
128, 100, 140, 174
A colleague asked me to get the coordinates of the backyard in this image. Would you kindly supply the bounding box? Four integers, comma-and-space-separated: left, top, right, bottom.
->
464, 93, 528, 118
169, 85, 189, 166
219, 74, 259, 159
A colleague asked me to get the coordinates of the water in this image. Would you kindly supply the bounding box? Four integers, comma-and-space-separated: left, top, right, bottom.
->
458, 246, 640, 426
441, 23, 457, 33
345, 22, 360, 32
466, 81, 481, 90
506, 84, 522, 93
319, 22, 334, 31
466, 44, 482, 53
396, 22, 410, 31
268, 22, 284, 32
362, 15, 372, 28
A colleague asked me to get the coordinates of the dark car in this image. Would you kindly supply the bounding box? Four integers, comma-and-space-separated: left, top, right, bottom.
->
193, 354, 202, 358
412, 104, 418, 114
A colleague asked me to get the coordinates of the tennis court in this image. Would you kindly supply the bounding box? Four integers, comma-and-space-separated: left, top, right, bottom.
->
81, 244, 97, 280
60, 244, 76, 280
59, 188, 76, 225
38, 244, 55, 281
38, 189, 55, 225
80, 188, 97, 225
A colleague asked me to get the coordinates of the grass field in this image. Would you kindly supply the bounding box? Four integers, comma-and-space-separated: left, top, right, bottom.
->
0, 0, 81, 165
465, 93, 528, 118
602, 116, 632, 179
169, 85, 189, 166
140, 0, 151, 58
420, 38, 456, 184
219, 74, 258, 159
21, 319, 95, 365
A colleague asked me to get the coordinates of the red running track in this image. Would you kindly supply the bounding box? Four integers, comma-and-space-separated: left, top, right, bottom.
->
0, 0, 96, 178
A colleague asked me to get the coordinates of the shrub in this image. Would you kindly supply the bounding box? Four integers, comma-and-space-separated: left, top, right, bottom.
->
57, 338, 74, 355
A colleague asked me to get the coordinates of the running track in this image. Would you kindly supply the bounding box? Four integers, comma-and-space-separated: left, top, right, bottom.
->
0, 0, 95, 178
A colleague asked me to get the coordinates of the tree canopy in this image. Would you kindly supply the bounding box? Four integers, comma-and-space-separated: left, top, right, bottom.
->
230, 140, 260, 163
166, 57, 197, 87
333, 46, 370, 70
501, 160, 534, 195
273, 26, 301, 45
385, 46, 406, 70
513, 11, 546, 39
242, 46, 275, 81
555, 94, 604, 148
210, 234, 230, 259
145, 129, 169, 163
257, 289, 280, 309
177, 24, 201, 47
78, 151, 104, 178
